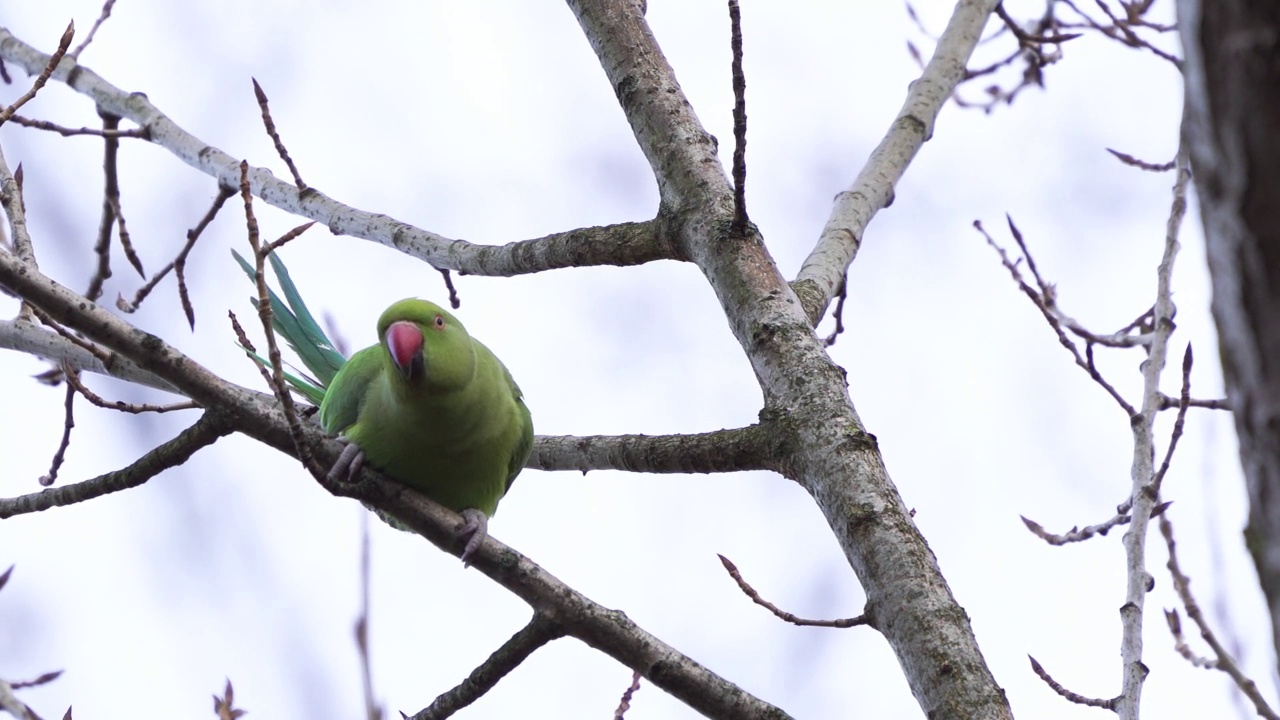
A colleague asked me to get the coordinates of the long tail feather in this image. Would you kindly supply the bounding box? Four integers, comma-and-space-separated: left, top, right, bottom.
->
231, 249, 346, 403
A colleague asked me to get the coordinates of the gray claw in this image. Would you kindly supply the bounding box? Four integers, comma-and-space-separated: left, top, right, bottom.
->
458, 509, 489, 566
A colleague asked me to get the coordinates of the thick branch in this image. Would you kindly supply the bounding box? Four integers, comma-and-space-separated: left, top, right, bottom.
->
793, 0, 1000, 323
0, 223, 787, 720
566, 1, 1011, 718
0, 411, 231, 518
0, 318, 179, 393
342, 472, 790, 720
1179, 0, 1280, 673
528, 424, 782, 474
0, 28, 676, 276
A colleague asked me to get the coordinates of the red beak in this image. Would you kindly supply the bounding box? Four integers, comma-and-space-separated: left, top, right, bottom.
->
386, 321, 424, 380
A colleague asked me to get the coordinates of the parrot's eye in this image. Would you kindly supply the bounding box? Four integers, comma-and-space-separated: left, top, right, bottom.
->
433, 315, 446, 330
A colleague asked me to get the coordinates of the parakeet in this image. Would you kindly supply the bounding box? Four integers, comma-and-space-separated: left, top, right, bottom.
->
233, 250, 534, 563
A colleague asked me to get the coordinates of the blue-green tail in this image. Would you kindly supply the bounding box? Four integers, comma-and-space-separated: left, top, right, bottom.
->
232, 249, 346, 406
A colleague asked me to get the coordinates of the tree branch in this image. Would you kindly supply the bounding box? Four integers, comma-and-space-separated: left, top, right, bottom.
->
565, 1, 1011, 717
0, 411, 231, 518
528, 424, 783, 474
0, 319, 180, 394
409, 613, 565, 720
0, 27, 677, 277
0, 209, 787, 720
1115, 123, 1190, 720
793, 0, 1001, 323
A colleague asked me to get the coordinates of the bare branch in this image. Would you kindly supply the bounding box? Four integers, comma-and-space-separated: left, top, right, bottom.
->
0, 677, 46, 720
85, 111, 136, 302
0, 29, 676, 276
1151, 344, 1194, 496
354, 515, 382, 720
1021, 508, 1131, 545
1107, 147, 1176, 172
0, 318, 178, 394
408, 614, 565, 720
70, 0, 117, 59
62, 363, 198, 414
0, 21, 73, 126
5, 114, 147, 138
242, 161, 318, 474
1161, 514, 1280, 719
527, 424, 782, 474
1115, 124, 1190, 720
728, 0, 748, 236
0, 411, 232, 518
718, 554, 868, 628
794, 0, 1000, 322
1028, 656, 1116, 709
0, 144, 37, 321
251, 78, 307, 191
566, 0, 1011, 715
613, 672, 642, 720
36, 380, 76, 487
0, 164, 788, 720
975, 218, 1137, 415
118, 185, 236, 326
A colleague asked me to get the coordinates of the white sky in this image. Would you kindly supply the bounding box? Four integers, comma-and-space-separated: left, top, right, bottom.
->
0, 1, 1272, 718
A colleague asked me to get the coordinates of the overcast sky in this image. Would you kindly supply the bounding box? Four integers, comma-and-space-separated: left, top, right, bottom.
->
0, 1, 1272, 718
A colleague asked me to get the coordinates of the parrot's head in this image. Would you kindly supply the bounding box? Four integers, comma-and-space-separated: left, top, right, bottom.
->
377, 299, 476, 393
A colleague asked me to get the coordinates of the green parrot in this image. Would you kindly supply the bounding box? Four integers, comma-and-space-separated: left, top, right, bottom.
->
233, 250, 534, 563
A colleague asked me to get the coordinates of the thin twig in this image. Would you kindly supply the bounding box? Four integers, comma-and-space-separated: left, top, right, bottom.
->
37, 381, 76, 487
355, 513, 383, 720
85, 112, 130, 301
118, 185, 235, 325
70, 0, 118, 59
435, 267, 460, 309
1115, 122, 1191, 720
251, 78, 307, 190
1164, 608, 1217, 668
1021, 510, 1130, 545
5, 114, 148, 138
975, 218, 1136, 415
1106, 148, 1176, 172
822, 276, 847, 346
0, 22, 73, 126
613, 671, 643, 720
228, 310, 277, 391
728, 0, 748, 236
63, 363, 198, 414
0, 412, 232, 518
1150, 344, 1193, 496
30, 306, 114, 365
718, 554, 868, 628
409, 614, 566, 720
241, 161, 316, 474
0, 147, 36, 321
262, 221, 315, 257
1159, 394, 1228, 412
1028, 656, 1116, 709
1161, 515, 1280, 719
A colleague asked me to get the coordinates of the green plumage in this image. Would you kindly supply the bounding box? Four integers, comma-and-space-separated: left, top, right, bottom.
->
321, 299, 533, 516
235, 251, 533, 538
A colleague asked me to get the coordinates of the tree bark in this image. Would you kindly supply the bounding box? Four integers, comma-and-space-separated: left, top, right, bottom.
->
1179, 0, 1280, 671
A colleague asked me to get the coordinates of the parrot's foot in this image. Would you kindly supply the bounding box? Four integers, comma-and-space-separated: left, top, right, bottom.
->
328, 439, 365, 483
458, 508, 489, 566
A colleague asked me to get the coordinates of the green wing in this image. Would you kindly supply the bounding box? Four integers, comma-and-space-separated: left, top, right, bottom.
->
319, 347, 382, 435
503, 364, 535, 494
